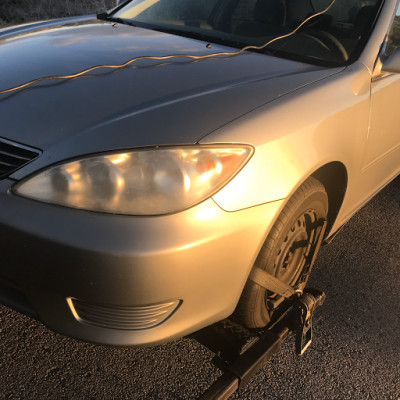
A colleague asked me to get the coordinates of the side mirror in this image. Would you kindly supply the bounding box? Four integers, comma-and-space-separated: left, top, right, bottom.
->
381, 47, 400, 74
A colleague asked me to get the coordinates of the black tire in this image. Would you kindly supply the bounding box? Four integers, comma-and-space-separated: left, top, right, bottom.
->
235, 177, 329, 328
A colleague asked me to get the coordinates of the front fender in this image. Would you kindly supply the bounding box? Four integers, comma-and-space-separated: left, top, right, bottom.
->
203, 62, 371, 212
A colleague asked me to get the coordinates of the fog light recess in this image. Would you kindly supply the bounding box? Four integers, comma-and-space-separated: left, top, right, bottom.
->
67, 298, 181, 330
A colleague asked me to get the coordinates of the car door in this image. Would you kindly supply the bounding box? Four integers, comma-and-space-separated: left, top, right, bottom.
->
363, 4, 400, 182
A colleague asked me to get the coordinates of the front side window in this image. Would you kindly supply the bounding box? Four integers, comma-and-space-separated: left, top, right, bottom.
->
113, 0, 383, 66
386, 2, 400, 56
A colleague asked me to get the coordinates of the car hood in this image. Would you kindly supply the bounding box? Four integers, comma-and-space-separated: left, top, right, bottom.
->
0, 17, 342, 173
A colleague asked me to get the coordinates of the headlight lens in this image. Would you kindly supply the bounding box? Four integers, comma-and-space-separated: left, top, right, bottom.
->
14, 146, 253, 215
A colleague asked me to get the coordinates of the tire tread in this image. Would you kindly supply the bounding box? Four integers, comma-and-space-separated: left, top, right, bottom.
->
234, 177, 328, 328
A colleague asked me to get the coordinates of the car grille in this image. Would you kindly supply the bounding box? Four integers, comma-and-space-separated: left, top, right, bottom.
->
0, 137, 41, 179
67, 298, 181, 330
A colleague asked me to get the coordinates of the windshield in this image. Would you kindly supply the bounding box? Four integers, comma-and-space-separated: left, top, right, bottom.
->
112, 0, 383, 66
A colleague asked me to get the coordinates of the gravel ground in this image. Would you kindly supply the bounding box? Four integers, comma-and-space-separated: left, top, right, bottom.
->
0, 177, 399, 400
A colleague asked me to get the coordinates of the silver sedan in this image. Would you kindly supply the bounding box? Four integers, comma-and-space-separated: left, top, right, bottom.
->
0, 0, 398, 346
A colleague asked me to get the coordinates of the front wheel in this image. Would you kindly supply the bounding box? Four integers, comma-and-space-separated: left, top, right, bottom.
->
235, 177, 328, 328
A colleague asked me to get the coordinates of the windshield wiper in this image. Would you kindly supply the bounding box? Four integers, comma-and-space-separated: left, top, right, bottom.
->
158, 28, 218, 44
244, 46, 276, 56
139, 23, 247, 50
97, 13, 137, 28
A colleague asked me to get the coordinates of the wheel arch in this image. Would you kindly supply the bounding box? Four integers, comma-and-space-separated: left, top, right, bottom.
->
311, 161, 348, 234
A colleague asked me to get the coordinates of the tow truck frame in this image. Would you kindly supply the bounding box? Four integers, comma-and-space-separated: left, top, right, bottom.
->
192, 288, 325, 400
192, 218, 328, 399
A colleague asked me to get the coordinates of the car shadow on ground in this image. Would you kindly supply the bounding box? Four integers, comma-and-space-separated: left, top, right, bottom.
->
312, 175, 400, 351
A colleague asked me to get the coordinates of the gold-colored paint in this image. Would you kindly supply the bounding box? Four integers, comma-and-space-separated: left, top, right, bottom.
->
364, 73, 400, 169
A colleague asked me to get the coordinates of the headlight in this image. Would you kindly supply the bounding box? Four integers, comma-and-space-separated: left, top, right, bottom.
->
14, 146, 253, 215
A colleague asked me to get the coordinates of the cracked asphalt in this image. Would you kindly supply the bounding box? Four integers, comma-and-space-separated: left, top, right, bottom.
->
0, 177, 399, 400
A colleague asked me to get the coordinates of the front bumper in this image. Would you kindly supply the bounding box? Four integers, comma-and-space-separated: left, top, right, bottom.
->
0, 178, 283, 346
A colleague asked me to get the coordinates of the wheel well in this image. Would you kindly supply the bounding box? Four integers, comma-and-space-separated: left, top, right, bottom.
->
311, 162, 348, 233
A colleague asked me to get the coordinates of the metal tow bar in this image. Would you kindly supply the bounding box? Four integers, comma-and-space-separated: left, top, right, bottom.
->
193, 288, 326, 400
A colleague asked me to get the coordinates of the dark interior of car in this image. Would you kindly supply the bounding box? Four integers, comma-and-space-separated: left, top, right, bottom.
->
117, 0, 384, 66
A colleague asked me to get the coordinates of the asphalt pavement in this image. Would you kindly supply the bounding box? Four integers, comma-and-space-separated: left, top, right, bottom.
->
1, 177, 399, 400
